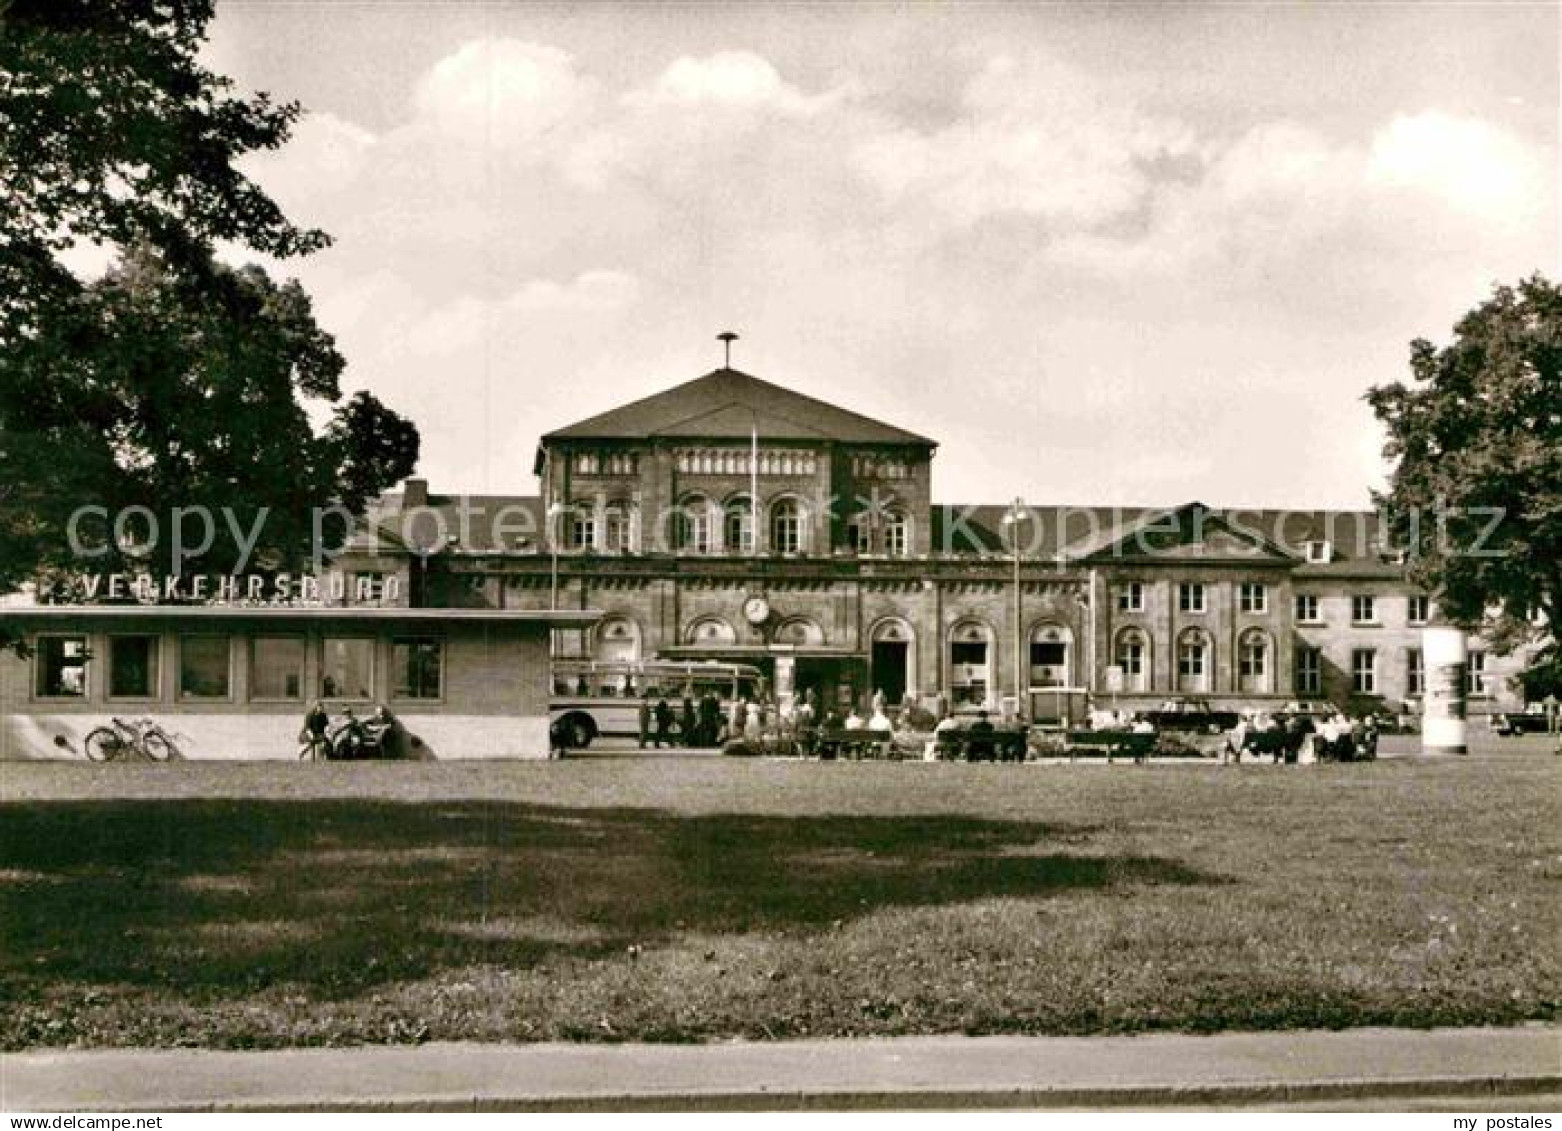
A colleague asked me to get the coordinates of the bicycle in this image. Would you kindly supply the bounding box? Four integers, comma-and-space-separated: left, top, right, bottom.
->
83, 716, 181, 762
297, 727, 332, 761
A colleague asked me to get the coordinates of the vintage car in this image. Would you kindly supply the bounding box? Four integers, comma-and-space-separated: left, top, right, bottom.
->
1491, 710, 1554, 736
1143, 698, 1241, 734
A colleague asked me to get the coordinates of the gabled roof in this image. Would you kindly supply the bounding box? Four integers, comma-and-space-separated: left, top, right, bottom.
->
540, 368, 937, 449
1071, 502, 1298, 564
361, 493, 546, 555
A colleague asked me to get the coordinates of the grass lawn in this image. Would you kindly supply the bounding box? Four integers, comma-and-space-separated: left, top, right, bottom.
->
1, 737, 1557, 1049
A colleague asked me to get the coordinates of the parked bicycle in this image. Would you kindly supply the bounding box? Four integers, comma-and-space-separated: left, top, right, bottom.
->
83, 716, 182, 762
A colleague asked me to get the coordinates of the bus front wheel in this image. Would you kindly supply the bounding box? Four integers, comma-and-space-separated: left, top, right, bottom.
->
556, 715, 594, 750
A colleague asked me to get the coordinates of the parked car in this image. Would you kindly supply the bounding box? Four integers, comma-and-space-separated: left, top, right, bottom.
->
1144, 698, 1241, 734
1491, 710, 1554, 737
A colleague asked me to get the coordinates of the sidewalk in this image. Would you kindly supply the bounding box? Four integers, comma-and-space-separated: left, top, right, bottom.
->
4, 1026, 1558, 1111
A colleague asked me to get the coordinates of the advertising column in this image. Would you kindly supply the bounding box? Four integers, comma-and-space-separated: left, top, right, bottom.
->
1422, 625, 1467, 755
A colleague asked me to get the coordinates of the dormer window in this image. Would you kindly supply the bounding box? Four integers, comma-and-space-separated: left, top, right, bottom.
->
1305, 540, 1332, 563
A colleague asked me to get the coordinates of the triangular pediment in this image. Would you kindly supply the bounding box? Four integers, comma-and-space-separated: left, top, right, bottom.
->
542, 369, 935, 447
1079, 503, 1297, 564
648, 402, 831, 441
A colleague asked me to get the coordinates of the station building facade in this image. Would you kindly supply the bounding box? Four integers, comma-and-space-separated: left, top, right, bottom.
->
338, 367, 1530, 721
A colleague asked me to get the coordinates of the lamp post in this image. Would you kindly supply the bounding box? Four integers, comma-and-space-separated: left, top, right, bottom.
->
1001, 498, 1029, 722
546, 502, 570, 656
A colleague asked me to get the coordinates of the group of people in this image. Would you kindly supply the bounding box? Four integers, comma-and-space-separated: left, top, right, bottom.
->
1224, 709, 1377, 763
299, 701, 399, 760
633, 686, 923, 754
635, 689, 732, 748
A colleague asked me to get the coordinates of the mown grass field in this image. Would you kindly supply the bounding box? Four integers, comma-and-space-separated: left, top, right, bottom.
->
1, 737, 1557, 1049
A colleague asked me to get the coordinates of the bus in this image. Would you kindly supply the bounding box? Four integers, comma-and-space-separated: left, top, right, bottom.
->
550, 659, 766, 748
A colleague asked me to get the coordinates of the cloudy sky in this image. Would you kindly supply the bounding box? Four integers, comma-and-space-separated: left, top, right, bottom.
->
205, 2, 1557, 508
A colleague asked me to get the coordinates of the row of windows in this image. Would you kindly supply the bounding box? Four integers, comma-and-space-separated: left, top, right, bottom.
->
566, 497, 912, 557
848, 455, 914, 480
1113, 628, 1273, 693
674, 449, 819, 477
1293, 646, 1486, 697
1118, 583, 1431, 626
32, 635, 444, 702
572, 452, 638, 476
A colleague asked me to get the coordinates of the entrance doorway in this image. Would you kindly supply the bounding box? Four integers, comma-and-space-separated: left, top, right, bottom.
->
871, 640, 908, 703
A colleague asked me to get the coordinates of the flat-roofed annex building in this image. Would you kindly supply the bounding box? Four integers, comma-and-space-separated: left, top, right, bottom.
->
343, 365, 1531, 721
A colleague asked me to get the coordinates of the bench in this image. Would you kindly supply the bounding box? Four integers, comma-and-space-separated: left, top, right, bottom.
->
1063, 729, 1157, 762
813, 729, 897, 760
932, 727, 1028, 761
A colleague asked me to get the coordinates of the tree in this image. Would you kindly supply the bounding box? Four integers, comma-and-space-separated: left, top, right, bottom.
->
1367, 275, 1562, 693
1, 0, 326, 344
0, 1, 420, 625
1, 244, 419, 592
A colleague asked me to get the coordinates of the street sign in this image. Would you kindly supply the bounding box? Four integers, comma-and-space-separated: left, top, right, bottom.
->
1105, 665, 1124, 693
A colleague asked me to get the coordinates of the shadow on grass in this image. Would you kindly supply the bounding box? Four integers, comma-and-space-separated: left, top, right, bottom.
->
0, 801, 1220, 997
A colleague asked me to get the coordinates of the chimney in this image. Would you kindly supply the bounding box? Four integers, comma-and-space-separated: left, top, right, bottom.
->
402, 478, 428, 510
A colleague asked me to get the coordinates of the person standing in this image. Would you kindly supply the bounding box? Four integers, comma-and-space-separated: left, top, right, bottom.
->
680, 695, 697, 747
699, 690, 721, 746
654, 697, 674, 748
638, 694, 652, 749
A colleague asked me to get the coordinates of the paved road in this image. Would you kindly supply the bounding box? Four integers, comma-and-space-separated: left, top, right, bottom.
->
5, 1026, 1557, 1112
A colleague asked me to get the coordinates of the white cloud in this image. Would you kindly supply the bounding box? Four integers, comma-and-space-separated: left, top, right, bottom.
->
1366, 111, 1544, 224
411, 39, 595, 142
626, 51, 853, 117
855, 55, 1200, 230
403, 270, 641, 356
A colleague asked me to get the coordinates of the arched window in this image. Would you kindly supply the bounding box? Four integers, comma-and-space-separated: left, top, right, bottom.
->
674, 495, 713, 554
1238, 628, 1272, 694
1114, 627, 1150, 693
603, 499, 634, 552
948, 619, 993, 708
773, 617, 824, 646
771, 497, 804, 555
1028, 623, 1073, 689
883, 510, 909, 557
724, 496, 754, 555
1177, 628, 1212, 693
568, 502, 595, 551
593, 616, 641, 665
684, 616, 736, 646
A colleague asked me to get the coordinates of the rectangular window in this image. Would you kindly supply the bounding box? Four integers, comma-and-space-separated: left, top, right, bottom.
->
846, 522, 870, 554
1352, 648, 1377, 695
1306, 540, 1332, 563
179, 636, 231, 699
1352, 594, 1376, 623
1178, 583, 1206, 613
393, 638, 443, 699
108, 635, 159, 699
1467, 651, 1487, 696
1296, 647, 1321, 695
1407, 648, 1424, 697
1239, 582, 1267, 614
35, 635, 89, 698
1240, 642, 1267, 678
1117, 641, 1143, 676
1408, 595, 1430, 624
571, 516, 595, 550
1295, 594, 1320, 623
1118, 582, 1144, 612
321, 637, 374, 700
251, 636, 305, 700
